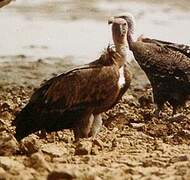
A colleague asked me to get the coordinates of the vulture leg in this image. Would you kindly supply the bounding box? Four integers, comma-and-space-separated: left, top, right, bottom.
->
153, 89, 165, 118
73, 127, 81, 141
73, 113, 94, 141
90, 114, 102, 138
37, 129, 47, 139
37, 130, 61, 141
153, 102, 164, 118
172, 105, 177, 116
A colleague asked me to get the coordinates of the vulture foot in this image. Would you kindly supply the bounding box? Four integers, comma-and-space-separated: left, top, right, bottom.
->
153, 104, 163, 118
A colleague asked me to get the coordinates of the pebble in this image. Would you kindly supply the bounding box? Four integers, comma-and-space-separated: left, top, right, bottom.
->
169, 155, 189, 163
42, 143, 68, 157
130, 123, 145, 130
29, 152, 51, 172
0, 157, 24, 171
19, 135, 40, 155
93, 139, 104, 149
47, 170, 77, 180
0, 132, 19, 156
75, 140, 93, 155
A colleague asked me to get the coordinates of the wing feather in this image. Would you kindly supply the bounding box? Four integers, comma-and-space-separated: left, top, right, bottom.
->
132, 39, 190, 85
29, 65, 119, 111
142, 38, 190, 58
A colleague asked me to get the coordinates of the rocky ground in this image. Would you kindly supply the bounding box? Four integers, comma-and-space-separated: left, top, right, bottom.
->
0, 56, 189, 180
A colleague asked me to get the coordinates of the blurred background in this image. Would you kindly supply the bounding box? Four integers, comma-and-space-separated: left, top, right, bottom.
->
0, 0, 190, 63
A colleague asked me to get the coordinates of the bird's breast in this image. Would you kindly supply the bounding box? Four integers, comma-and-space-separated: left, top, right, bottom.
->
118, 66, 126, 88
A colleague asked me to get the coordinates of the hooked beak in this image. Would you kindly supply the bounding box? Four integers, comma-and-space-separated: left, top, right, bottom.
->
108, 17, 127, 35
120, 26, 126, 36
108, 17, 115, 25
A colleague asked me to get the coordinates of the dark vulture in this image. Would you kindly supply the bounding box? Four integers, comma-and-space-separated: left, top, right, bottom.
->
110, 13, 190, 116
0, 0, 13, 8
13, 17, 131, 141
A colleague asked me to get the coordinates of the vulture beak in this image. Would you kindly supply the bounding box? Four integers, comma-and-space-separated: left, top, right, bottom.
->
108, 17, 115, 25
108, 16, 127, 37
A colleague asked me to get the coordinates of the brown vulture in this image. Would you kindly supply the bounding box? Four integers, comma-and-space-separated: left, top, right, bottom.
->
13, 17, 131, 141
110, 13, 190, 116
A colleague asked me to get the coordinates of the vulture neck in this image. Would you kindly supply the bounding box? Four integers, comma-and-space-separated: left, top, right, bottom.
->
115, 44, 127, 68
127, 31, 135, 50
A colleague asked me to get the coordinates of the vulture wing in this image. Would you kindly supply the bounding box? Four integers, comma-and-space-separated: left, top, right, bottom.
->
29, 64, 120, 113
142, 38, 190, 59
131, 38, 190, 114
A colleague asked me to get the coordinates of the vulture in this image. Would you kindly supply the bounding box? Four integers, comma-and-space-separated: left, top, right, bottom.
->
110, 13, 190, 116
0, 0, 13, 8
13, 17, 131, 141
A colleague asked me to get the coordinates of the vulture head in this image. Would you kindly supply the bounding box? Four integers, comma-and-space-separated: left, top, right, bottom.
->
109, 13, 136, 49
108, 17, 128, 48
114, 13, 135, 34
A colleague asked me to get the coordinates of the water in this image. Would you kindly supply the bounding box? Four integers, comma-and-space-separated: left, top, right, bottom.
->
0, 0, 189, 63
0, 15, 109, 61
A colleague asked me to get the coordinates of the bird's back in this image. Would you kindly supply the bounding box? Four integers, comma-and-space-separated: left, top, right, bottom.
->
142, 38, 190, 58
131, 38, 190, 85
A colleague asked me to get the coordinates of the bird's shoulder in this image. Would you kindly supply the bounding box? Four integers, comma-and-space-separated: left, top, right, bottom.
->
132, 37, 190, 67
141, 38, 190, 59
29, 61, 119, 107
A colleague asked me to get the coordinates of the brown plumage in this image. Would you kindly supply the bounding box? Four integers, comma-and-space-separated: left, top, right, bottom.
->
13, 18, 131, 141
0, 0, 13, 8
110, 13, 190, 116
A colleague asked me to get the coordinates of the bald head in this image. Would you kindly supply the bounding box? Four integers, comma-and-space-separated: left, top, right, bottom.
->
108, 17, 128, 47
108, 13, 136, 49
110, 13, 135, 35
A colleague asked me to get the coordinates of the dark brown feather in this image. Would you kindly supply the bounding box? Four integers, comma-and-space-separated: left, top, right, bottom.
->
131, 38, 190, 114
0, 0, 12, 8
142, 38, 190, 58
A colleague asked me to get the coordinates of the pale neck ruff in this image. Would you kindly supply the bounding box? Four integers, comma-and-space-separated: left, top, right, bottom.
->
118, 65, 125, 88
115, 44, 128, 60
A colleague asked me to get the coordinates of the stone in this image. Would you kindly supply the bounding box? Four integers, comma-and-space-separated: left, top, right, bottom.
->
29, 152, 51, 172
124, 95, 140, 107
47, 170, 77, 180
0, 119, 9, 131
0, 157, 24, 171
91, 145, 99, 155
0, 132, 19, 156
42, 143, 68, 157
0, 167, 6, 173
75, 140, 93, 155
130, 123, 145, 130
138, 94, 152, 107
19, 135, 40, 155
0, 111, 12, 121
169, 155, 189, 163
93, 139, 104, 149
0, 101, 14, 111
111, 138, 118, 148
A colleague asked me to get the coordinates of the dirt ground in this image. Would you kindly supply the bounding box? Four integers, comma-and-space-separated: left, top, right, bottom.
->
0, 55, 189, 180
0, 0, 190, 180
